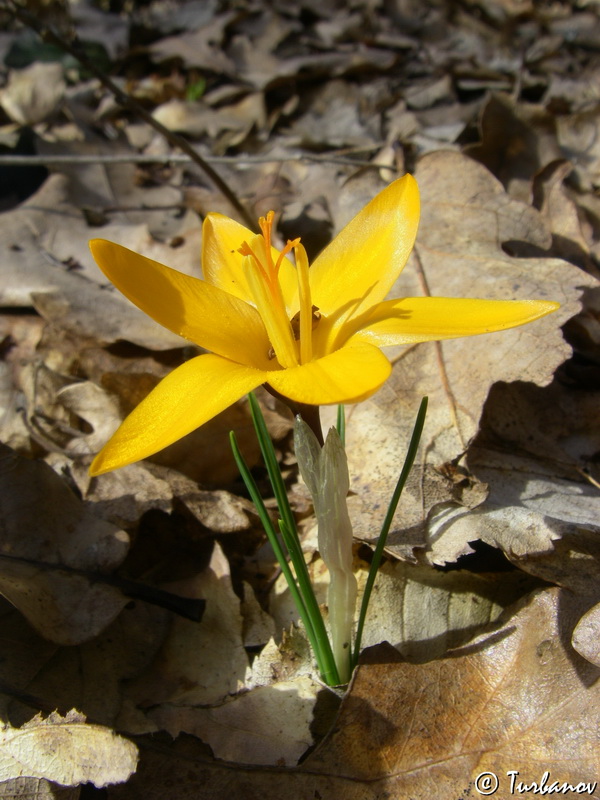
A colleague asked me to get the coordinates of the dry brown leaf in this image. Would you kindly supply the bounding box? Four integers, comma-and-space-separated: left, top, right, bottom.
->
0, 314, 45, 452
35, 138, 186, 242
0, 777, 78, 799
0, 177, 181, 349
572, 603, 600, 668
0, 444, 129, 570
147, 467, 254, 533
15, 601, 168, 731
286, 80, 379, 149
150, 676, 320, 766
343, 149, 592, 546
425, 488, 600, 582
70, 0, 129, 60
532, 159, 598, 275
466, 93, 561, 201
0, 599, 58, 721
462, 0, 534, 22
0, 563, 127, 648
557, 108, 600, 191
240, 581, 276, 648
0, 444, 130, 644
108, 589, 599, 799
0, 64, 65, 126
270, 546, 537, 663
405, 74, 454, 111
57, 381, 122, 456
73, 459, 253, 531
0, 710, 137, 787
356, 561, 537, 661
76, 463, 175, 530
120, 542, 322, 765
142, 0, 220, 36
419, 377, 600, 586
0, 581, 169, 736
148, 12, 237, 74
152, 94, 266, 150
126, 544, 248, 710
245, 631, 314, 688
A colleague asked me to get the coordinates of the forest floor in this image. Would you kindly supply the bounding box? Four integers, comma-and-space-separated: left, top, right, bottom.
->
0, 0, 599, 798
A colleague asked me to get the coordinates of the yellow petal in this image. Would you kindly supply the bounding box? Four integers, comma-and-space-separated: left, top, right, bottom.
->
266, 342, 391, 405
202, 213, 298, 310
89, 355, 266, 475
348, 297, 560, 346
294, 242, 313, 364
309, 174, 420, 324
89, 239, 272, 369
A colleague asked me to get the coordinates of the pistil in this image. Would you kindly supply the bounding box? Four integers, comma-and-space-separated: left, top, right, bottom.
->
239, 213, 299, 369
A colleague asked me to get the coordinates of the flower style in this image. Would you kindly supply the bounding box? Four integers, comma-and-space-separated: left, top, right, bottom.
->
89, 174, 558, 475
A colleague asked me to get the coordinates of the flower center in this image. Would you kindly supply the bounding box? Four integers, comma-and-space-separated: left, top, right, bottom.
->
239, 211, 318, 368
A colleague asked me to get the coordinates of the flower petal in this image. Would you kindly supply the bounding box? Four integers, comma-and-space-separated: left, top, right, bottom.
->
89, 239, 272, 369
348, 297, 560, 346
202, 214, 298, 310
266, 342, 391, 405
309, 174, 420, 323
89, 355, 266, 475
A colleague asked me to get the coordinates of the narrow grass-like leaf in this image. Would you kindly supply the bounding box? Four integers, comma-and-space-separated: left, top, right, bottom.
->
352, 396, 428, 667
279, 519, 340, 687
232, 406, 341, 685
248, 395, 299, 554
247, 394, 314, 596
336, 404, 345, 446
230, 432, 322, 663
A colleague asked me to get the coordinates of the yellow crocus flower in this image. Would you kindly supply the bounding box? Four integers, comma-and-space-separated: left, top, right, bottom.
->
89, 174, 558, 475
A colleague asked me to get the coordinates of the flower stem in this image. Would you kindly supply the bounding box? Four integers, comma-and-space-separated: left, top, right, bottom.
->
294, 402, 324, 446
263, 385, 324, 445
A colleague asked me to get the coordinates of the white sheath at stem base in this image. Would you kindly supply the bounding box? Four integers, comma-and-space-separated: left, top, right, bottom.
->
294, 418, 358, 684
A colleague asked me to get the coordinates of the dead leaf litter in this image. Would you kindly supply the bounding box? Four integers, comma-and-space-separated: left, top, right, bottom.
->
0, 0, 599, 795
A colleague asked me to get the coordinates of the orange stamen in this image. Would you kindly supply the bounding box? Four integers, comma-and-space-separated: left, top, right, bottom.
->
238, 241, 269, 284
258, 211, 276, 273
276, 237, 300, 275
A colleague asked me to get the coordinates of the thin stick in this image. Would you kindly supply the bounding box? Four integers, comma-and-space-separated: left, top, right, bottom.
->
0, 153, 391, 169
1, 0, 257, 231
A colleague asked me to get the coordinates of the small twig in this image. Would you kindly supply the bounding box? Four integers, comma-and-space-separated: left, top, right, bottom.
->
576, 466, 600, 491
0, 152, 391, 169
1, 0, 257, 230
0, 679, 67, 715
